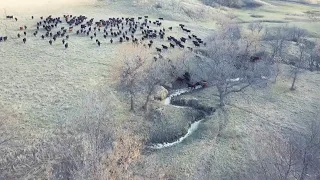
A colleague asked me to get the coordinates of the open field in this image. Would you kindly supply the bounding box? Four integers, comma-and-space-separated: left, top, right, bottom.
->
1, 0, 320, 179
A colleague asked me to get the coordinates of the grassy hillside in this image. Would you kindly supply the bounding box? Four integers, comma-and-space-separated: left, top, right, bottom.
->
0, 0, 319, 179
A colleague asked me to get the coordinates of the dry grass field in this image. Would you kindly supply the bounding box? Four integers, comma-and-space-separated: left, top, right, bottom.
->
0, 0, 320, 179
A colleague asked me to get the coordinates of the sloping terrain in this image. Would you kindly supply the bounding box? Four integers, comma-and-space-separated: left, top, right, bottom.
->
0, 0, 320, 179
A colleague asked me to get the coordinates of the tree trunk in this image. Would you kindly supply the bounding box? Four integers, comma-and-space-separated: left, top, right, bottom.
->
142, 91, 152, 112
130, 92, 134, 111
219, 91, 225, 107
290, 70, 298, 91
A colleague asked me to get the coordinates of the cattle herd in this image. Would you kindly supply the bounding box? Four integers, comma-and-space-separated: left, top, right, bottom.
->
1, 14, 209, 88
1, 14, 206, 54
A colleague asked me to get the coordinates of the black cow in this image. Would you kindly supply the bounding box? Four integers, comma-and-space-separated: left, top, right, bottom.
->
170, 43, 175, 48
250, 56, 260, 62
49, 40, 52, 45
17, 33, 20, 38
23, 38, 26, 43
65, 43, 68, 49
156, 47, 161, 52
162, 45, 168, 49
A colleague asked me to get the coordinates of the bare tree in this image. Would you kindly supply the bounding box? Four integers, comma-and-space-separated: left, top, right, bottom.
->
309, 40, 320, 71
117, 45, 151, 111
140, 59, 177, 111
248, 21, 263, 34
194, 23, 274, 107
253, 119, 320, 180
289, 39, 312, 91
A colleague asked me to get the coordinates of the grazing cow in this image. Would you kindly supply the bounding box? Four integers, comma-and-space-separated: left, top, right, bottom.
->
193, 41, 200, 47
31, 16, 34, 19
110, 39, 113, 43
156, 47, 161, 52
65, 43, 68, 49
97, 41, 101, 46
15, 18, 18, 21
66, 35, 69, 40
23, 38, 26, 43
6, 16, 13, 19
24, 32, 26, 36
19, 26, 23, 30
159, 17, 164, 20
90, 36, 93, 40
170, 43, 175, 48
3, 36, 7, 41
53, 36, 56, 41
17, 33, 20, 38
62, 39, 65, 44
250, 56, 260, 62
180, 37, 186, 43
24, 25, 27, 30
187, 47, 193, 51
162, 45, 168, 49
49, 40, 52, 45
41, 35, 45, 39
104, 35, 107, 39
148, 43, 152, 48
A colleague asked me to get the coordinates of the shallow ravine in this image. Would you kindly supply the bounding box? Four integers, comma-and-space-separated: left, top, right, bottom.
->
148, 86, 211, 150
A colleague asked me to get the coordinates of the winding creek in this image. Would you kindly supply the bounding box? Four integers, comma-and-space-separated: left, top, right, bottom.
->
148, 86, 212, 150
